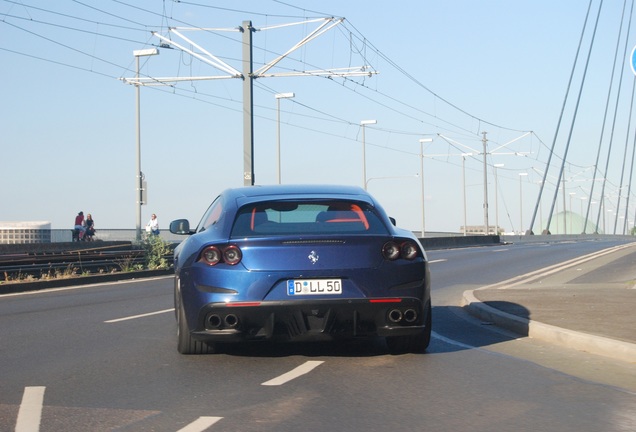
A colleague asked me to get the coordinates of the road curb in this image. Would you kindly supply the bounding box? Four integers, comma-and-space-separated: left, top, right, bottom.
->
0, 269, 173, 295
462, 288, 636, 363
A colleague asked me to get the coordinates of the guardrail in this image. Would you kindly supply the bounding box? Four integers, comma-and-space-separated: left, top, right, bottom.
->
42, 229, 184, 243
0, 241, 175, 283
422, 233, 636, 249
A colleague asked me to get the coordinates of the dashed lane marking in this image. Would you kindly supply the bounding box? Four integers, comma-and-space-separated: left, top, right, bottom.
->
262, 360, 325, 386
105, 308, 174, 323
177, 416, 223, 432
16, 386, 45, 432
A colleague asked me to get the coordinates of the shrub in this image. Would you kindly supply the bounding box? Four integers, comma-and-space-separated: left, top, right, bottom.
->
141, 235, 172, 270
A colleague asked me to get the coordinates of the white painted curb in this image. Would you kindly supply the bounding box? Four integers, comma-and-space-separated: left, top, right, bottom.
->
462, 289, 636, 364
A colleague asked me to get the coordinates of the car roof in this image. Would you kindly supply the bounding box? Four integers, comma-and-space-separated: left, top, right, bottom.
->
222, 184, 374, 203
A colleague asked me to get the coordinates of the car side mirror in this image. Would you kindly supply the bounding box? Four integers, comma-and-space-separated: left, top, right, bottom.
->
170, 219, 191, 235
389, 217, 396, 226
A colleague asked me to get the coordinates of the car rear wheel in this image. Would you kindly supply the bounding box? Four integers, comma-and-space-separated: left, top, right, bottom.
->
177, 299, 216, 355
385, 302, 432, 354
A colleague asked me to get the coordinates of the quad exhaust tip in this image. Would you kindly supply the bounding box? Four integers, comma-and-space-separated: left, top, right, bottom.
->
404, 309, 418, 323
206, 313, 239, 329
224, 314, 239, 328
388, 309, 403, 323
388, 308, 418, 324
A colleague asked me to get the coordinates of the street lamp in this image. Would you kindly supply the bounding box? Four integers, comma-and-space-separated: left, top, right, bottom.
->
133, 47, 159, 241
461, 154, 472, 235
360, 120, 377, 189
580, 196, 587, 233
494, 164, 504, 235
275, 92, 295, 184
519, 172, 528, 234
481, 132, 489, 235
419, 138, 433, 237
568, 192, 576, 234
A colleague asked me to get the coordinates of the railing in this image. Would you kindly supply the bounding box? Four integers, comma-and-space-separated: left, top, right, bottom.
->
47, 229, 185, 244
0, 245, 144, 277
0, 239, 176, 283
6, 228, 634, 248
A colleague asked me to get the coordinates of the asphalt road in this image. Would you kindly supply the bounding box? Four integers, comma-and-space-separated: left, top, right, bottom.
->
1, 239, 635, 431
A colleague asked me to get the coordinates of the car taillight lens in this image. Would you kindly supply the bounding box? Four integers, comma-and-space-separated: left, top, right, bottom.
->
199, 245, 243, 266
401, 241, 418, 260
382, 241, 419, 261
223, 245, 242, 265
382, 241, 401, 260
200, 246, 221, 265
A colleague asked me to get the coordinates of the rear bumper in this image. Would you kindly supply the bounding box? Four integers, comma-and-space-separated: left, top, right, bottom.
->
190, 297, 430, 343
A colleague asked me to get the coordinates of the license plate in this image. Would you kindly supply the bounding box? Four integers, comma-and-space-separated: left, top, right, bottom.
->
287, 279, 342, 295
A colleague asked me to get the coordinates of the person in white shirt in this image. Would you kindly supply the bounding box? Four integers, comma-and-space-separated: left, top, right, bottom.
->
146, 213, 159, 235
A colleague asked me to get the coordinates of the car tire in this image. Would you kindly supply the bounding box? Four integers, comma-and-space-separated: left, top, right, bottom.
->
177, 299, 216, 355
386, 302, 432, 354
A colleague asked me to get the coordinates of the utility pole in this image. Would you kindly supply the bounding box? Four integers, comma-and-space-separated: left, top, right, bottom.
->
482, 131, 489, 235
122, 18, 376, 188
241, 21, 255, 186
133, 48, 159, 241
437, 132, 530, 237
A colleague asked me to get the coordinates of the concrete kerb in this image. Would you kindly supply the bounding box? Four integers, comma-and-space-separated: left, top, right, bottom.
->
0, 269, 173, 295
462, 288, 636, 363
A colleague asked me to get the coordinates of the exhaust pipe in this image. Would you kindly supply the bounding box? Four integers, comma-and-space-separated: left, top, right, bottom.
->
404, 309, 418, 323
207, 314, 222, 329
388, 309, 403, 323
224, 314, 239, 328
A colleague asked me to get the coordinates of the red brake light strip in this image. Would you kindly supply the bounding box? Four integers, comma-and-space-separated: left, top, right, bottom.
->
369, 298, 403, 303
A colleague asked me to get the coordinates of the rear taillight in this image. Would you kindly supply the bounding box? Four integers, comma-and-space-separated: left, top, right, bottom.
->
200, 246, 221, 265
223, 245, 242, 265
382, 241, 419, 261
382, 241, 401, 260
199, 245, 242, 266
401, 242, 418, 260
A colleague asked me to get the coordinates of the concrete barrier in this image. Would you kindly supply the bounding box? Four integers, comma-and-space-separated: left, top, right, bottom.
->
3, 233, 632, 255
419, 235, 500, 250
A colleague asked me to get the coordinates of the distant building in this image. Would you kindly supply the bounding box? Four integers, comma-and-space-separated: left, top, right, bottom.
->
0, 221, 51, 244
460, 225, 503, 235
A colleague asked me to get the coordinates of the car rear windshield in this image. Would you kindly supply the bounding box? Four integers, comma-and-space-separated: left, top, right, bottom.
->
230, 200, 390, 237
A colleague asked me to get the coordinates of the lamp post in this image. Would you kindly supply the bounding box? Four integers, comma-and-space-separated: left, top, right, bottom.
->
568, 192, 576, 234
419, 138, 433, 237
494, 163, 504, 235
133, 47, 159, 241
275, 92, 295, 184
481, 132, 489, 235
580, 196, 587, 233
360, 120, 377, 189
461, 154, 472, 235
519, 172, 528, 234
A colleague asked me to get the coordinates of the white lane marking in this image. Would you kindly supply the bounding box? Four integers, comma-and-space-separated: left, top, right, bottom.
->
177, 416, 223, 432
432, 331, 479, 350
16, 386, 45, 432
428, 259, 447, 263
431, 332, 524, 358
475, 242, 636, 291
262, 360, 324, 386
105, 308, 174, 323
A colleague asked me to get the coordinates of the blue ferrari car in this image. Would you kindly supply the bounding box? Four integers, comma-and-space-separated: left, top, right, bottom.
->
169, 184, 431, 354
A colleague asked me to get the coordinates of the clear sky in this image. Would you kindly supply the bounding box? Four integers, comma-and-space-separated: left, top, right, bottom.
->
1, 0, 634, 235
